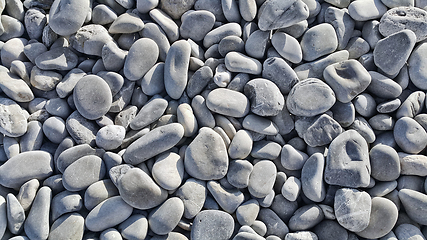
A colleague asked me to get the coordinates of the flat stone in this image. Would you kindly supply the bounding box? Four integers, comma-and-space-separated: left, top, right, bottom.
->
35, 47, 78, 71
164, 40, 191, 99
124, 38, 159, 81
379, 6, 427, 42
84, 180, 118, 211
301, 23, 338, 61
102, 41, 126, 72
206, 88, 250, 118
399, 152, 427, 176
348, 0, 387, 21
48, 213, 84, 240
130, 96, 168, 130
244, 78, 285, 117
355, 197, 398, 239
271, 32, 302, 64
301, 153, 326, 202
370, 144, 401, 181
257, 0, 309, 31
24, 186, 51, 240
374, 30, 416, 76
408, 42, 427, 90
323, 59, 371, 103
118, 214, 148, 240
56, 144, 103, 173
148, 197, 184, 235
69, 24, 114, 57
207, 180, 244, 213
191, 210, 234, 240
184, 127, 228, 180
49, 0, 89, 36
281, 176, 301, 202
175, 178, 207, 219
0, 151, 53, 189
0, 97, 28, 137
286, 78, 336, 117
325, 6, 355, 50
289, 204, 324, 231
50, 190, 83, 221
92, 4, 117, 25
236, 199, 259, 226
152, 151, 184, 191
325, 130, 371, 188
62, 155, 106, 192
16, 179, 39, 212
123, 123, 184, 165
30, 66, 62, 91
109, 12, 144, 34
225, 51, 262, 75
43, 116, 68, 144
180, 10, 215, 41
0, 15, 25, 41
218, 35, 245, 57
303, 114, 343, 147
248, 160, 277, 198
251, 141, 281, 160
194, 0, 225, 22
85, 196, 133, 232
394, 117, 427, 154
191, 95, 215, 128
334, 188, 371, 232
396, 91, 425, 119
348, 116, 376, 144
24, 7, 46, 40
245, 30, 270, 59
367, 71, 403, 99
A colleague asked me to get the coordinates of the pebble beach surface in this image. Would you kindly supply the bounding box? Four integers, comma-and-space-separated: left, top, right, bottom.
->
0, 0, 426, 239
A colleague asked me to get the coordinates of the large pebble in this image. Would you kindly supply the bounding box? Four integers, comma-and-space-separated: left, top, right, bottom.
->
109, 12, 144, 34
399, 189, 427, 225
258, 208, 289, 238
289, 204, 324, 231
62, 155, 106, 192
124, 38, 159, 81
325, 130, 371, 188
24, 186, 51, 240
394, 117, 427, 154
301, 153, 326, 202
152, 151, 184, 191
244, 78, 285, 117
355, 197, 398, 239
0, 72, 34, 103
225, 52, 262, 75
334, 188, 371, 232
348, 0, 387, 21
148, 197, 184, 235
395, 224, 425, 240
184, 127, 228, 180
248, 160, 277, 198
206, 88, 250, 118
73, 75, 112, 120
207, 180, 244, 213
123, 123, 184, 165
367, 71, 402, 99
257, 0, 309, 31
164, 40, 191, 99
191, 210, 234, 240
301, 23, 338, 61
84, 180, 118, 211
6, 193, 25, 234
280, 144, 309, 171
295, 50, 349, 80
180, 10, 215, 41
262, 57, 299, 95
0, 151, 53, 189
286, 78, 336, 117
302, 113, 343, 147
50, 190, 83, 221
85, 196, 133, 232
35, 47, 78, 71
118, 214, 148, 240
370, 144, 401, 181
69, 24, 113, 56
0, 97, 28, 137
49, 0, 90, 36
175, 178, 207, 219
48, 213, 85, 240
130, 96, 168, 130
408, 42, 427, 90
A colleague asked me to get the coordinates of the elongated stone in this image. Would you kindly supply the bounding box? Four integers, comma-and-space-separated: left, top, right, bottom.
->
24, 186, 51, 240
124, 38, 159, 81
164, 40, 191, 99
206, 88, 250, 118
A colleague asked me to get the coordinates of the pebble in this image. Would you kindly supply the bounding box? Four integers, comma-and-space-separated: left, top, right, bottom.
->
50, 190, 83, 221
262, 57, 299, 95
286, 78, 336, 117
397, 91, 425, 119
394, 117, 427, 154
152, 151, 184, 190
251, 141, 281, 160
257, 0, 309, 31
118, 214, 148, 240
348, 0, 387, 21
395, 224, 425, 240
92, 4, 117, 25
302, 113, 343, 147
69, 24, 113, 57
301, 23, 338, 61
289, 204, 324, 231
175, 178, 206, 219
244, 78, 285, 117
334, 188, 371, 232
225, 51, 262, 75
35, 47, 78, 71
148, 197, 184, 235
355, 197, 398, 239
0, 72, 34, 103
48, 0, 89, 36
24, 186, 51, 240
0, 196, 5, 237
248, 160, 277, 198
271, 32, 302, 64
184, 127, 228, 180
285, 231, 318, 240
323, 59, 371, 103
399, 152, 427, 176
164, 40, 191, 99
96, 125, 126, 150
301, 153, 326, 202
281, 144, 309, 171
369, 144, 401, 181
180, 10, 215, 41
62, 155, 106, 192
258, 208, 289, 238
325, 130, 371, 188
206, 88, 250, 118
0, 151, 53, 189
379, 7, 427, 42
399, 188, 427, 226
109, 12, 144, 34
43, 116, 68, 144
85, 196, 133, 232
16, 179, 39, 212
84, 180, 118, 211
207, 180, 244, 213
6, 193, 25, 234
124, 38, 159, 81
48, 213, 85, 240
281, 176, 301, 202
191, 210, 234, 240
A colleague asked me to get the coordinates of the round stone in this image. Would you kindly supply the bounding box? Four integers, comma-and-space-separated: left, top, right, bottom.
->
148, 197, 184, 235
180, 10, 215, 41
300, 23, 338, 61
62, 155, 106, 192
96, 125, 126, 150
286, 78, 336, 117
48, 213, 85, 240
73, 75, 112, 120
369, 144, 400, 181
43, 116, 68, 144
248, 160, 277, 198
48, 0, 90, 36
394, 117, 427, 154
288, 204, 324, 231
244, 78, 285, 117
124, 38, 159, 81
175, 178, 207, 219
191, 210, 234, 240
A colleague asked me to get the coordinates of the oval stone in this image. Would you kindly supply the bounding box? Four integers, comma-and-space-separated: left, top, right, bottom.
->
248, 160, 277, 198
244, 78, 285, 117
394, 117, 427, 154
334, 188, 371, 232
62, 155, 106, 192
206, 88, 250, 118
191, 210, 234, 240
399, 189, 427, 225
124, 38, 159, 81
48, 213, 84, 240
148, 197, 184, 235
164, 40, 191, 100
286, 78, 336, 117
73, 75, 112, 120
0, 97, 27, 137
49, 0, 89, 36
123, 123, 184, 165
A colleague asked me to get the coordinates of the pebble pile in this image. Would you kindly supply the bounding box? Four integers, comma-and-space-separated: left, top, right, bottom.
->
0, 0, 426, 239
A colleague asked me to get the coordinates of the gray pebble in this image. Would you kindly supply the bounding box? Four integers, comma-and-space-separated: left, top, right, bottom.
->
225, 51, 262, 75
295, 50, 349, 80
245, 30, 270, 59
43, 116, 68, 144
369, 114, 395, 131
262, 57, 299, 95
271, 32, 302, 64
124, 38, 158, 81
48, 213, 84, 240
16, 179, 39, 212
45, 98, 72, 119
285, 231, 318, 240
24, 8, 47, 40
323, 59, 371, 103
180, 10, 215, 41
69, 24, 113, 56
24, 186, 51, 240
149, 8, 179, 42
257, 0, 309, 31
164, 40, 191, 99
379, 7, 427, 42
325, 130, 371, 188
206, 88, 250, 118
148, 197, 184, 235
96, 125, 125, 150
0, 151, 53, 189
85, 196, 133, 232
139, 22, 170, 62
3, 136, 20, 159
377, 98, 401, 113
281, 176, 301, 202
243, 114, 279, 135
218, 36, 245, 57
289, 204, 324, 231
301, 153, 326, 202
348, 0, 387, 21
334, 188, 371, 232
0, 196, 5, 237
248, 160, 277, 198
0, 38, 27, 69
303, 113, 343, 147
0, 72, 34, 103
207, 180, 244, 213
399, 152, 427, 176
348, 116, 376, 143
312, 220, 348, 240
353, 93, 376, 118
367, 71, 402, 99
397, 91, 425, 119
394, 117, 427, 154
370, 144, 401, 181
30, 66, 62, 91
152, 151, 184, 190
324, 6, 355, 50
287, 78, 336, 117
301, 23, 338, 61
191, 210, 234, 240
191, 95, 215, 128
56, 143, 102, 173
84, 180, 118, 211
49, 0, 89, 36
56, 68, 86, 98
175, 178, 207, 219
395, 224, 425, 240
408, 42, 427, 90
281, 144, 309, 171
35, 47, 78, 71
108, 12, 144, 34
62, 155, 106, 192
92, 4, 117, 25
43, 175, 64, 195
236, 199, 259, 226
109, 79, 135, 113
50, 190, 83, 221
184, 127, 228, 180
118, 214, 148, 240
6, 193, 25, 234
345, 36, 370, 59
368, 180, 397, 197
244, 78, 284, 117
251, 141, 281, 160
101, 41, 126, 72
0, 15, 25, 41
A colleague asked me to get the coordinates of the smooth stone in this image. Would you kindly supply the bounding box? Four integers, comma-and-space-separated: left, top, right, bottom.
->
213, 63, 231, 87
49, 0, 89, 36
225, 51, 262, 75
164, 40, 191, 100
218, 36, 245, 57
100, 228, 122, 240
394, 117, 427, 154
109, 12, 144, 34
323, 59, 371, 103
399, 152, 427, 176
251, 141, 281, 160
56, 144, 103, 173
301, 23, 338, 61
50, 190, 83, 221
0, 15, 25, 41
194, 0, 226, 22
257, 0, 309, 31
0, 72, 34, 103
123, 123, 184, 165
107, 79, 134, 113
348, 0, 387, 21
295, 50, 349, 80
114, 166, 168, 210
207, 180, 244, 213
281, 176, 301, 202
55, 68, 86, 98
84, 180, 118, 211
370, 145, 401, 181
258, 208, 289, 238
281, 144, 309, 171
270, 106, 294, 136
130, 96, 168, 130
148, 197, 184, 235
0, 196, 5, 237
42, 116, 68, 144
92, 4, 117, 25
367, 71, 402, 99
262, 57, 299, 95
206, 88, 250, 118
73, 75, 112, 120
186, 66, 213, 99
191, 95, 215, 128
353, 93, 376, 118
48, 213, 84, 240
115, 105, 138, 129
245, 30, 270, 59
379, 6, 427, 42
203, 23, 241, 48
221, 0, 240, 22
334, 188, 371, 232
368, 180, 398, 197
85, 196, 133, 232
398, 175, 425, 192
355, 197, 398, 239
184, 127, 228, 180
180, 10, 215, 41
152, 152, 184, 191
62, 155, 106, 192
139, 63, 164, 96
408, 42, 427, 90
236, 199, 259, 226
16, 179, 39, 212
374, 30, 416, 76
35, 47, 78, 71
301, 153, 326, 202
124, 38, 158, 81
228, 130, 253, 159
118, 214, 148, 240
244, 78, 285, 117
345, 37, 370, 59
348, 116, 376, 143
30, 66, 62, 91
270, 194, 299, 223
175, 178, 207, 219
377, 99, 401, 113
302, 113, 343, 147
24, 186, 51, 240
45, 98, 72, 119
69, 24, 114, 57
149, 8, 179, 42
96, 125, 126, 150
395, 224, 425, 240
325, 6, 355, 50
0, 151, 53, 189
396, 91, 425, 119
6, 193, 25, 234
102, 41, 126, 72
3, 136, 20, 159
271, 32, 302, 64
325, 130, 371, 188
369, 114, 395, 131
177, 103, 198, 137
191, 210, 234, 240
312, 220, 348, 240
285, 231, 318, 240
248, 160, 277, 198
286, 78, 336, 117
289, 204, 324, 231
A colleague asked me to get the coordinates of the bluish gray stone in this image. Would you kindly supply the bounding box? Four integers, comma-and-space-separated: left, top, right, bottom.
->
191, 210, 234, 240
49, 0, 90, 36
257, 0, 309, 31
